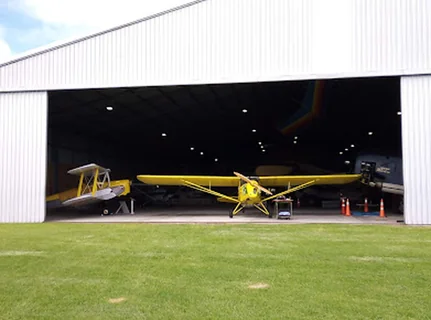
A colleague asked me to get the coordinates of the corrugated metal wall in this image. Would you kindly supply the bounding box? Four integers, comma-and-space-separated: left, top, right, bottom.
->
0, 92, 48, 223
401, 76, 431, 225
1, 0, 431, 92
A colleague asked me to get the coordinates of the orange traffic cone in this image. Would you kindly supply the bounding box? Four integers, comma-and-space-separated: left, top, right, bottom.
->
379, 198, 385, 218
364, 197, 369, 213
345, 198, 351, 216
341, 198, 346, 215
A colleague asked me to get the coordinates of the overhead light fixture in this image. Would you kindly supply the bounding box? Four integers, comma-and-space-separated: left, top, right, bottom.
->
397, 111, 402, 115
345, 160, 351, 165
262, 149, 266, 152
161, 133, 167, 137
258, 142, 262, 145
200, 152, 204, 155
339, 152, 343, 155
214, 158, 218, 162
252, 129, 256, 132
294, 136, 298, 140
368, 131, 373, 135
345, 148, 348, 151
190, 147, 194, 151
242, 109, 248, 113
106, 106, 113, 111
351, 144, 355, 148
294, 141, 297, 144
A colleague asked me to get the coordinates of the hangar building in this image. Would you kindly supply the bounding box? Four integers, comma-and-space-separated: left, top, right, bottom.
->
0, 0, 430, 224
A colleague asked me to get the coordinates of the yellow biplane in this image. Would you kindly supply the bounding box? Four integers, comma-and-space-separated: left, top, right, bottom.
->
46, 163, 131, 214
136, 172, 361, 218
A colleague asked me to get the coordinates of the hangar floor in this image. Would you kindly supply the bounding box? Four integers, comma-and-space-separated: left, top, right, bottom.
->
45, 206, 402, 225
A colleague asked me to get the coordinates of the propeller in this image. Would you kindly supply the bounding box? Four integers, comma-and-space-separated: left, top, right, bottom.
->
233, 171, 273, 195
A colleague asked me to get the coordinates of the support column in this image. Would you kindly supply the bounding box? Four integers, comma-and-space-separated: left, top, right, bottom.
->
401, 75, 431, 225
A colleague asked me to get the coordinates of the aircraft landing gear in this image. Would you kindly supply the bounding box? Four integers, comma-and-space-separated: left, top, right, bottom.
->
229, 204, 244, 218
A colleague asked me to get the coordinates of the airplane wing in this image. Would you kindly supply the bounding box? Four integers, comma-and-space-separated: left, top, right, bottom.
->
136, 175, 240, 187
67, 163, 111, 176
137, 174, 361, 187
258, 174, 361, 187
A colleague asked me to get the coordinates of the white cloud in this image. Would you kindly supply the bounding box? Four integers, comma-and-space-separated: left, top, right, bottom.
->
0, 39, 12, 63
0, 26, 13, 63
16, 0, 192, 30
2, 0, 193, 58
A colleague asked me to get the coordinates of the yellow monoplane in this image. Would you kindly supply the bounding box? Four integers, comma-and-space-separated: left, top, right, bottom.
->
136, 172, 361, 218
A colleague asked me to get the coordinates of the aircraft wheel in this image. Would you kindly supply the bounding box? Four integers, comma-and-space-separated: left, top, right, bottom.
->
102, 209, 109, 215
229, 211, 233, 218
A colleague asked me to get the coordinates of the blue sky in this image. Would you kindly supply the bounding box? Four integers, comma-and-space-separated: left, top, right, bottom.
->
0, 0, 191, 62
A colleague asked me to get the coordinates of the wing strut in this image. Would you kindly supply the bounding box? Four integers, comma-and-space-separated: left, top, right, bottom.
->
181, 180, 240, 203
261, 180, 317, 202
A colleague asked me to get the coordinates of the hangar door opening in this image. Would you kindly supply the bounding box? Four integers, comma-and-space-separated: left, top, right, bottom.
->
45, 76, 403, 221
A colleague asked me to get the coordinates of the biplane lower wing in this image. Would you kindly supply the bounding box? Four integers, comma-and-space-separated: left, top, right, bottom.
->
61, 185, 126, 207
136, 174, 361, 187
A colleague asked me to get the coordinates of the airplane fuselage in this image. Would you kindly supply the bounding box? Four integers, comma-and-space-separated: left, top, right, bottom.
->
353, 153, 404, 195
237, 182, 263, 206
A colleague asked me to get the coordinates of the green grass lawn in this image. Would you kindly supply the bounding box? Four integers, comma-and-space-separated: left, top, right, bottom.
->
0, 223, 430, 319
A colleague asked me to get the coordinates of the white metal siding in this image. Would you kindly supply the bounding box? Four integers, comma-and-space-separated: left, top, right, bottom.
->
401, 76, 431, 225
1, 0, 431, 92
351, 0, 431, 75
0, 92, 48, 223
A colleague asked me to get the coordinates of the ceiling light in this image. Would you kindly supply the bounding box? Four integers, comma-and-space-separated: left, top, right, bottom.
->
294, 141, 297, 144
368, 131, 373, 135
214, 158, 218, 162
252, 129, 256, 132
242, 109, 248, 113
106, 106, 113, 111
258, 142, 262, 145
397, 111, 402, 115
262, 149, 266, 152
200, 152, 204, 155
351, 144, 355, 148
190, 147, 194, 151
161, 133, 167, 137
339, 152, 343, 155
294, 136, 298, 140
345, 148, 348, 151
345, 160, 351, 165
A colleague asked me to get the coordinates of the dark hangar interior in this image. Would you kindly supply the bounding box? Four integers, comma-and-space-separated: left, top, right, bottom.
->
46, 76, 402, 198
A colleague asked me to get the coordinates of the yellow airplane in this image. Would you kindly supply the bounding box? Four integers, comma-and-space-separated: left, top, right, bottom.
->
136, 172, 361, 218
46, 163, 131, 214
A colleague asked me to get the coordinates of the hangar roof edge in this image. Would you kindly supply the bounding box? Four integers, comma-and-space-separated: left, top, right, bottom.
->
0, 0, 207, 69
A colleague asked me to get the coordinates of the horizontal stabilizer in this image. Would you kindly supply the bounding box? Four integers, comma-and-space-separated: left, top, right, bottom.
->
217, 196, 238, 203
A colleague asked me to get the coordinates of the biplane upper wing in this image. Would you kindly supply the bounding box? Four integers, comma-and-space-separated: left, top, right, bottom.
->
258, 174, 361, 187
67, 163, 111, 176
136, 175, 240, 187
